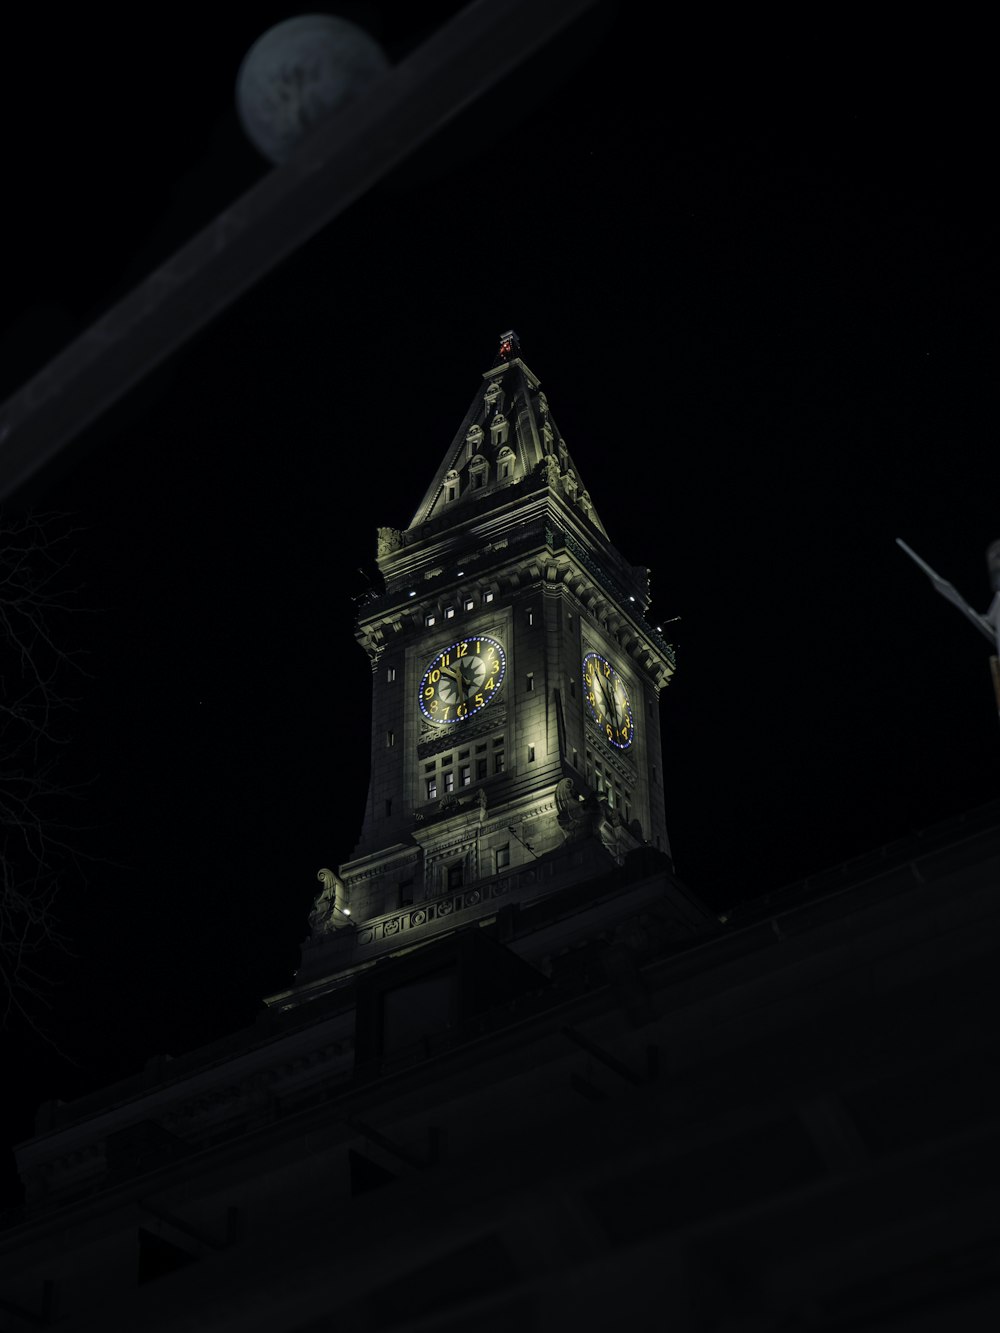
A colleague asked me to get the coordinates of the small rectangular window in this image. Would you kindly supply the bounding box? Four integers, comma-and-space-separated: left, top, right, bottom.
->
495, 845, 510, 870
494, 753, 505, 774
527, 745, 535, 762
492, 735, 503, 747
485, 591, 494, 603
463, 598, 475, 611
527, 608, 534, 626
460, 765, 471, 787
476, 742, 487, 753
448, 864, 464, 889
426, 778, 438, 800
445, 607, 456, 619
386, 666, 397, 682
477, 758, 488, 780
442, 753, 453, 766
444, 770, 455, 793
570, 679, 576, 698
572, 748, 578, 768
425, 614, 436, 627
459, 749, 469, 760
526, 672, 534, 692
386, 730, 395, 747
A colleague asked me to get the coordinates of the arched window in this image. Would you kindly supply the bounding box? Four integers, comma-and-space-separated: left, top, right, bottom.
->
496, 444, 515, 481
465, 423, 484, 458
468, 453, 489, 490
490, 413, 509, 447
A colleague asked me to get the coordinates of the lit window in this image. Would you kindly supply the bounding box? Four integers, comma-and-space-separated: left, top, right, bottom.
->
463, 598, 474, 611
386, 666, 396, 682
460, 765, 471, 787
527, 608, 534, 626
496, 845, 510, 871
485, 591, 494, 603
444, 770, 455, 793
386, 730, 395, 747
426, 778, 438, 800
528, 745, 535, 762
526, 673, 534, 692
494, 752, 505, 774
572, 748, 579, 767
425, 614, 436, 627
445, 606, 456, 619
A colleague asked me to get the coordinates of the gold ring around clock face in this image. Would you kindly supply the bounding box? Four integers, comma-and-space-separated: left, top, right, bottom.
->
582, 651, 634, 749
419, 635, 507, 725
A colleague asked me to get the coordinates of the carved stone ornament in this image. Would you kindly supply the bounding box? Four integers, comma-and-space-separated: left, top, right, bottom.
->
538, 454, 560, 485
557, 438, 569, 467
484, 380, 503, 406
466, 423, 484, 447
377, 526, 403, 557
309, 868, 349, 934
538, 392, 549, 416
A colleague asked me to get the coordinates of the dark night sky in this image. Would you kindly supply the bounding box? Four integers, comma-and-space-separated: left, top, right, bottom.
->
1, 6, 998, 1198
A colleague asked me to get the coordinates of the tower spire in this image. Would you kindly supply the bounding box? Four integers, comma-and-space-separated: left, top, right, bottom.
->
408, 329, 607, 538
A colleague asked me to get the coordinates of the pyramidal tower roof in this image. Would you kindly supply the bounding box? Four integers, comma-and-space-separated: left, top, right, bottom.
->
408, 330, 608, 539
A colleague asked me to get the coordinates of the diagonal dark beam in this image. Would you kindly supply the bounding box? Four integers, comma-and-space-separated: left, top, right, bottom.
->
0, 0, 597, 502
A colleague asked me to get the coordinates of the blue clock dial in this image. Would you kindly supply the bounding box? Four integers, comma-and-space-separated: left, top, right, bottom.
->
419, 635, 506, 725
582, 651, 634, 749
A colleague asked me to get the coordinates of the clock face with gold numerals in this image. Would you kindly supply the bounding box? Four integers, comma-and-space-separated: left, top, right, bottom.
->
582, 651, 634, 749
419, 635, 507, 725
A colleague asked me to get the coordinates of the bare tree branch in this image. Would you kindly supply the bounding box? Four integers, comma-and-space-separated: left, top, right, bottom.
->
0, 510, 91, 1036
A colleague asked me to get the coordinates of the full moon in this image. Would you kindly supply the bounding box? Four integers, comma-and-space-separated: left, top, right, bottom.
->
235, 14, 389, 165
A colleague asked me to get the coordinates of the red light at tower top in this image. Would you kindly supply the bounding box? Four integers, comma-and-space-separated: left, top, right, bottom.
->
496, 330, 520, 361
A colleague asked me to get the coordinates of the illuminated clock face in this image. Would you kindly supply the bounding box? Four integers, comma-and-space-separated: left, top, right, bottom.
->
419, 635, 507, 725
582, 651, 634, 749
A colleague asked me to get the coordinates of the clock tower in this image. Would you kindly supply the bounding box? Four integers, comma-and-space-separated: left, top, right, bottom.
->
288, 332, 703, 1003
